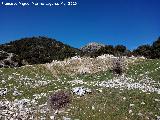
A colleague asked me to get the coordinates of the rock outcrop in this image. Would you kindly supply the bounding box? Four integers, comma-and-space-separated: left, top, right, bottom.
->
80, 42, 105, 53
0, 50, 24, 68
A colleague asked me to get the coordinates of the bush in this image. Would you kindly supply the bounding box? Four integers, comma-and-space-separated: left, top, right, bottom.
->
111, 57, 124, 75
48, 90, 71, 111
132, 45, 152, 58
152, 37, 160, 59
114, 45, 127, 56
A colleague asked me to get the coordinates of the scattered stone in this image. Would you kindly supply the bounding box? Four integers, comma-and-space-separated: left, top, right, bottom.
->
157, 116, 160, 120
129, 110, 132, 114
130, 104, 135, 107
141, 102, 145, 105
72, 86, 91, 96
123, 97, 126, 100
50, 116, 55, 120
138, 112, 143, 116
92, 106, 95, 110
13, 90, 22, 96
98, 75, 160, 93
63, 116, 71, 120
0, 88, 8, 96
155, 99, 160, 102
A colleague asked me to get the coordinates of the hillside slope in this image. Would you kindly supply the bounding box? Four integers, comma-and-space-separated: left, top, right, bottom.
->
80, 42, 105, 55
0, 36, 81, 65
0, 56, 160, 120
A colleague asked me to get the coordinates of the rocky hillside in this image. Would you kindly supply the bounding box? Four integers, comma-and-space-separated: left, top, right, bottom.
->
0, 36, 81, 65
80, 42, 130, 57
0, 50, 24, 68
80, 42, 105, 54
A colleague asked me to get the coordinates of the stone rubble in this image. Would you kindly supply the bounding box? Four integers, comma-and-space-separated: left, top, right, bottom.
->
72, 86, 92, 96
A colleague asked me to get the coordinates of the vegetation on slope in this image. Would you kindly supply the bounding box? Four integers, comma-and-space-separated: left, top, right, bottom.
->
1, 36, 160, 68
0, 58, 160, 120
133, 37, 160, 59
0, 36, 81, 65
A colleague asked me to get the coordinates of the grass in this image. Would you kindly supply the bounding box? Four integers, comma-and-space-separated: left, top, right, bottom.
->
0, 59, 160, 120
126, 59, 160, 82
68, 89, 159, 120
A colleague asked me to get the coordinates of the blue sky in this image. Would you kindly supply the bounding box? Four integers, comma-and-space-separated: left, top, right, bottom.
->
0, 0, 160, 50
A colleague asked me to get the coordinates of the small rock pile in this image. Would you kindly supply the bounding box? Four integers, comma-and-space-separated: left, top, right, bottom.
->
72, 86, 92, 96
